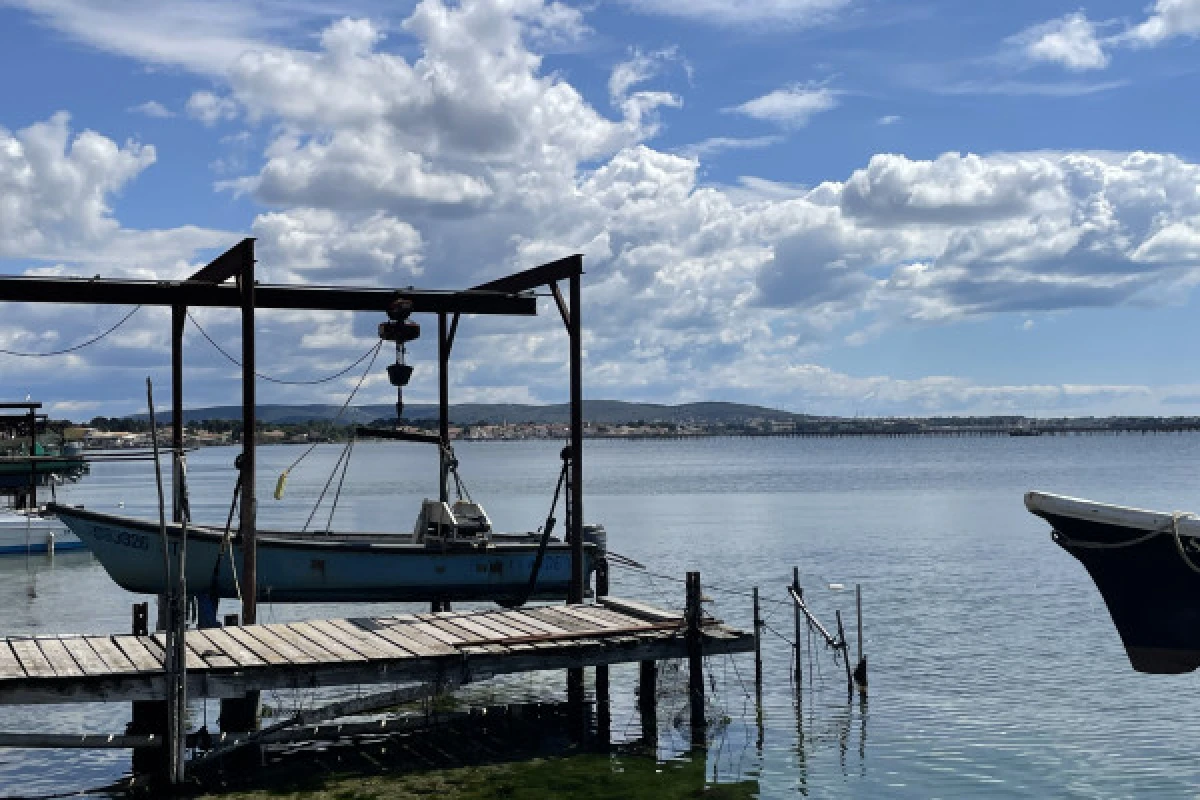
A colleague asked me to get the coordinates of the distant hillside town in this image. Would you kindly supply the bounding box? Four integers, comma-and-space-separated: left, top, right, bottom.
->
60, 402, 1200, 446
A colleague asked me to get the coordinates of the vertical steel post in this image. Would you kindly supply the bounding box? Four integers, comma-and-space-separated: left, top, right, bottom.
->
171, 305, 184, 522
568, 273, 583, 603
438, 312, 449, 504
239, 245, 256, 624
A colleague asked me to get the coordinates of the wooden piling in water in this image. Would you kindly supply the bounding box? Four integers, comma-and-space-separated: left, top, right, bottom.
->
686, 571, 705, 743
792, 568, 803, 690
835, 610, 852, 698
752, 586, 763, 707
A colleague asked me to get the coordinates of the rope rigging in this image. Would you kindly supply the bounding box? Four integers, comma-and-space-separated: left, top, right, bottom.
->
0, 305, 141, 357
187, 311, 380, 386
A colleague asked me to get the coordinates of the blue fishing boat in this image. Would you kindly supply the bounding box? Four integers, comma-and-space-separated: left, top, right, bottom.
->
49, 499, 605, 604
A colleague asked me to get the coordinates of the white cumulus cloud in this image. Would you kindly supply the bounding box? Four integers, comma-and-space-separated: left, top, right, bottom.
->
726, 84, 840, 128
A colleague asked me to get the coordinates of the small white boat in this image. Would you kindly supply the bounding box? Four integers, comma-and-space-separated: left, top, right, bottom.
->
0, 508, 83, 555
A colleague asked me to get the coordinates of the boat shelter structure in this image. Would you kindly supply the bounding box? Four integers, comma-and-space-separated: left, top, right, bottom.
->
0, 239, 591, 621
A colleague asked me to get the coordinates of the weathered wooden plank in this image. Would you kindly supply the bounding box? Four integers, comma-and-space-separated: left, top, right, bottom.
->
408, 620, 465, 646
285, 622, 366, 662
505, 610, 572, 635
150, 633, 204, 671
599, 596, 684, 622
361, 623, 456, 658
554, 606, 628, 630
241, 625, 317, 665
574, 605, 651, 629
223, 625, 289, 666
262, 624, 338, 663
438, 614, 508, 641
86, 637, 137, 674
524, 607, 600, 634
139, 636, 167, 666
492, 611, 563, 636
424, 617, 488, 643
114, 635, 162, 672
459, 614, 524, 639
0, 642, 26, 680
10, 639, 56, 678
60, 638, 110, 676
201, 628, 266, 668
36, 638, 84, 678
188, 631, 238, 670
317, 619, 408, 660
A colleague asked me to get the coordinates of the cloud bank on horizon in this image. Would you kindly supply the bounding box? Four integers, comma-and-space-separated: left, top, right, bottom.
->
0, 0, 1199, 419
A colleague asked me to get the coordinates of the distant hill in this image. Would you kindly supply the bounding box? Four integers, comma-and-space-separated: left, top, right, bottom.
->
127, 401, 809, 426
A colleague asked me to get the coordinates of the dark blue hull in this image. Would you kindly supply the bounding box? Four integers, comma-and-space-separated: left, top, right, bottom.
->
1027, 491, 1200, 674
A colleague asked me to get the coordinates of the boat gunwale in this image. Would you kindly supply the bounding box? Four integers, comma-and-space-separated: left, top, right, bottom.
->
1025, 490, 1200, 538
46, 503, 586, 554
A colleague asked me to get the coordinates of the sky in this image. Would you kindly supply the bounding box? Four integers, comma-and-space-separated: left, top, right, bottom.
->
2, 0, 1200, 420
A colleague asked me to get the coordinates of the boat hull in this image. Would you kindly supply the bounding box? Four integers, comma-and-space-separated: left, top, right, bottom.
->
1026, 491, 1200, 674
49, 504, 597, 604
0, 513, 83, 555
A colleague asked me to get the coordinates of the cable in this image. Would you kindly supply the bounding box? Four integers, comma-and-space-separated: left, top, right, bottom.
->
0, 306, 141, 357
279, 340, 384, 486
187, 311, 379, 385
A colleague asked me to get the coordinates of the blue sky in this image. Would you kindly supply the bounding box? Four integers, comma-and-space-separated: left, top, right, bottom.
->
2, 0, 1200, 420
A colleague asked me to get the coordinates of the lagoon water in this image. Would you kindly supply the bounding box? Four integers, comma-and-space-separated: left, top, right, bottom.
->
3, 434, 1200, 797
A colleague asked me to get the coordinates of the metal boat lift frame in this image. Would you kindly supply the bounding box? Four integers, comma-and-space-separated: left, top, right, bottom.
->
0, 239, 590, 624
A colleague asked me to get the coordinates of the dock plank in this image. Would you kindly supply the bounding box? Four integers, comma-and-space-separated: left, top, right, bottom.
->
0, 643, 25, 680
554, 606, 628, 630
262, 624, 338, 663
201, 628, 266, 668
408, 620, 465, 646
491, 611, 563, 636
524, 607, 601, 634
325, 619, 414, 660
10, 639, 56, 678
285, 622, 366, 663
188, 631, 238, 670
223, 626, 290, 666
85, 637, 136, 674
36, 638, 84, 678
241, 625, 316, 665
599, 596, 684, 623
359, 622, 456, 658
150, 634, 205, 671
423, 616, 488, 643
111, 636, 160, 672
60, 638, 110, 676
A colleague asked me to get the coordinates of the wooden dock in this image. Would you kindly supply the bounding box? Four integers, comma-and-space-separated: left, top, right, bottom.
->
0, 597, 752, 705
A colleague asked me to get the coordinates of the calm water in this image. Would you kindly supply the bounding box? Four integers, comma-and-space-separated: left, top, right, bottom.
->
4, 434, 1200, 798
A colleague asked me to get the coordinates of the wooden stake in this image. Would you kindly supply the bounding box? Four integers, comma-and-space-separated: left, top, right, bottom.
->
792, 567, 803, 690
752, 586, 763, 706
686, 571, 705, 744
835, 610, 852, 699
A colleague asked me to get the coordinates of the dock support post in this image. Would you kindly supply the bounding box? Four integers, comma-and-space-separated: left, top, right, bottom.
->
594, 559, 610, 746
686, 571, 705, 745
128, 603, 167, 779
223, 239, 261, 744
238, 242, 257, 625
638, 659, 657, 744
792, 568, 803, 691
566, 271, 586, 722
